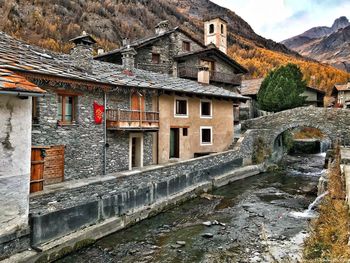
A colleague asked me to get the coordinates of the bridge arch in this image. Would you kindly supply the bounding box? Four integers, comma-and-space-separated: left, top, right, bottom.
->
240, 107, 350, 161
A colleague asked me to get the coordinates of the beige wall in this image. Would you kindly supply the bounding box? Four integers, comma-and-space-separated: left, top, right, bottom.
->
158, 94, 234, 163
338, 91, 350, 107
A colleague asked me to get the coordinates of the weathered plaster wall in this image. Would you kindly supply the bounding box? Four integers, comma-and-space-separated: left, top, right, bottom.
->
158, 94, 234, 163
0, 95, 31, 236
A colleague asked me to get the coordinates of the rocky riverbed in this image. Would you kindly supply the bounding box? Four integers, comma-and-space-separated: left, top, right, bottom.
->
57, 154, 325, 263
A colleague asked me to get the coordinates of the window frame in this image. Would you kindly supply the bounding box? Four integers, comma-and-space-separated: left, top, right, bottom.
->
200, 126, 213, 146
182, 41, 191, 52
32, 97, 39, 124
152, 53, 160, 64
174, 97, 189, 118
200, 99, 212, 119
57, 93, 77, 125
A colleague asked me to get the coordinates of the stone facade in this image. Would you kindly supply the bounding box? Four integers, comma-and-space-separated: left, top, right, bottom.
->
31, 79, 155, 181
135, 31, 203, 75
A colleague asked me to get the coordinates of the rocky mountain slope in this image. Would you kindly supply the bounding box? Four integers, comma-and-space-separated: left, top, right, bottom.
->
0, 0, 348, 93
282, 16, 350, 72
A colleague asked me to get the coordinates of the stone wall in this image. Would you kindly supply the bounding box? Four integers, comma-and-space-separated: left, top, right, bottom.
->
31, 80, 154, 180
0, 95, 32, 257
136, 31, 203, 75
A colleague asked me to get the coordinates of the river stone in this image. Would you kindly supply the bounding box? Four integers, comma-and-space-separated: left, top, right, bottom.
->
171, 244, 182, 249
202, 221, 212, 226
176, 241, 186, 246
202, 233, 214, 238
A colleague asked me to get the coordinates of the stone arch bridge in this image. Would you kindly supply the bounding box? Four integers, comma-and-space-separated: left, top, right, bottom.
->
238, 107, 350, 161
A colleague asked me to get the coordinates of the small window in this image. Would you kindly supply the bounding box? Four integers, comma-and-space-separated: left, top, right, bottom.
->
200, 100, 212, 117
221, 24, 224, 34
183, 128, 188, 136
152, 53, 160, 64
209, 24, 215, 34
182, 41, 191, 52
57, 94, 76, 124
32, 97, 39, 124
201, 127, 212, 145
175, 99, 188, 116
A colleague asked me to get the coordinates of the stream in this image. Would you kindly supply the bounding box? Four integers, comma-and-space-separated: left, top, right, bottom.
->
57, 153, 325, 263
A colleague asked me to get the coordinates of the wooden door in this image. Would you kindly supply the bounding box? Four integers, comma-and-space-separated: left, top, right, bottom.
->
30, 148, 45, 193
131, 92, 145, 121
170, 128, 180, 158
43, 145, 65, 185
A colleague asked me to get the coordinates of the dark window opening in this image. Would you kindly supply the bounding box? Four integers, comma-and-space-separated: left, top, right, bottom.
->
32, 97, 39, 124
201, 101, 211, 116
57, 94, 76, 124
152, 53, 160, 64
201, 128, 212, 144
221, 24, 224, 34
176, 99, 187, 115
182, 41, 191, 52
183, 128, 188, 136
209, 24, 215, 34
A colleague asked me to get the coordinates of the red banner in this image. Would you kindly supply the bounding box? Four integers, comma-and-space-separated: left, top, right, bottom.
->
93, 101, 104, 124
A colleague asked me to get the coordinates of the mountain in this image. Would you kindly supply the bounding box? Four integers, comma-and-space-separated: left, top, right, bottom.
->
0, 0, 349, 93
282, 16, 350, 72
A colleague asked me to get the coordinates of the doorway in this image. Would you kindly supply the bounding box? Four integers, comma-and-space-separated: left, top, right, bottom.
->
131, 92, 145, 120
129, 133, 143, 170
170, 128, 180, 158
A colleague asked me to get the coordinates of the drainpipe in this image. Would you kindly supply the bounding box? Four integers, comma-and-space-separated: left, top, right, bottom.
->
103, 91, 107, 175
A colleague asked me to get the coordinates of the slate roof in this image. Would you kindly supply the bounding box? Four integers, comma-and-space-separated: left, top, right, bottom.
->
335, 83, 350, 91
174, 47, 248, 73
240, 78, 264, 96
0, 32, 248, 100
0, 68, 45, 94
94, 27, 206, 59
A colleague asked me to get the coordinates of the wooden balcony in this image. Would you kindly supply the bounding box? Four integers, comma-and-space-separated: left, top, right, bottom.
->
106, 109, 159, 131
178, 66, 242, 85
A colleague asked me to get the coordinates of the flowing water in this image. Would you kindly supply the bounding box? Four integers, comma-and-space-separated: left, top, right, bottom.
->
57, 153, 325, 263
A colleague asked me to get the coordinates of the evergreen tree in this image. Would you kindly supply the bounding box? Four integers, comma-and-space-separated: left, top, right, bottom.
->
257, 63, 307, 112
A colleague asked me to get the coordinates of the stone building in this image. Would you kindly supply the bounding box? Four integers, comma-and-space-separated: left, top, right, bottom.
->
0, 31, 247, 188
0, 68, 45, 257
95, 18, 247, 93
333, 82, 350, 108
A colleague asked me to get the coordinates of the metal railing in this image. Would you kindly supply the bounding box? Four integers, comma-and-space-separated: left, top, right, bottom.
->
177, 66, 242, 85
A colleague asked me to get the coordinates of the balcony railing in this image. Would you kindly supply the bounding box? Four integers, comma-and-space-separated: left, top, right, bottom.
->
106, 109, 159, 131
177, 66, 242, 85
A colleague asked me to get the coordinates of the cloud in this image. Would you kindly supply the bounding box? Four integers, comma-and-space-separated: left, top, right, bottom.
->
210, 0, 350, 41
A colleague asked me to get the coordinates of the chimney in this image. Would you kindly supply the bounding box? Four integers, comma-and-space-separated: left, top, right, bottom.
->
155, 20, 169, 35
204, 17, 228, 54
97, 48, 104, 55
122, 38, 130, 46
121, 47, 137, 70
69, 31, 97, 71
198, 65, 210, 84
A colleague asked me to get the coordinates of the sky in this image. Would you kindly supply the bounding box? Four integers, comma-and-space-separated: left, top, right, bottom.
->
210, 0, 350, 42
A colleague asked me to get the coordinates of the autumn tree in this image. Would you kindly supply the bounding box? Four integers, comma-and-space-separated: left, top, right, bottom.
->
257, 64, 307, 112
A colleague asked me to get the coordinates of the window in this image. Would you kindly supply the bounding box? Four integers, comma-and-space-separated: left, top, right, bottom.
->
200, 127, 212, 145
209, 24, 215, 34
32, 97, 39, 124
200, 100, 212, 118
175, 98, 188, 117
57, 94, 76, 124
182, 41, 191, 52
221, 24, 224, 34
183, 128, 188, 136
152, 53, 160, 64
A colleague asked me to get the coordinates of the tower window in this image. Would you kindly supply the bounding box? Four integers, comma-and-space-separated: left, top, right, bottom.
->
209, 24, 215, 34
221, 24, 224, 34
182, 41, 191, 52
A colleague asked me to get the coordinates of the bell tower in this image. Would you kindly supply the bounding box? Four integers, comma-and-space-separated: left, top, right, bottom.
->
204, 17, 228, 54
